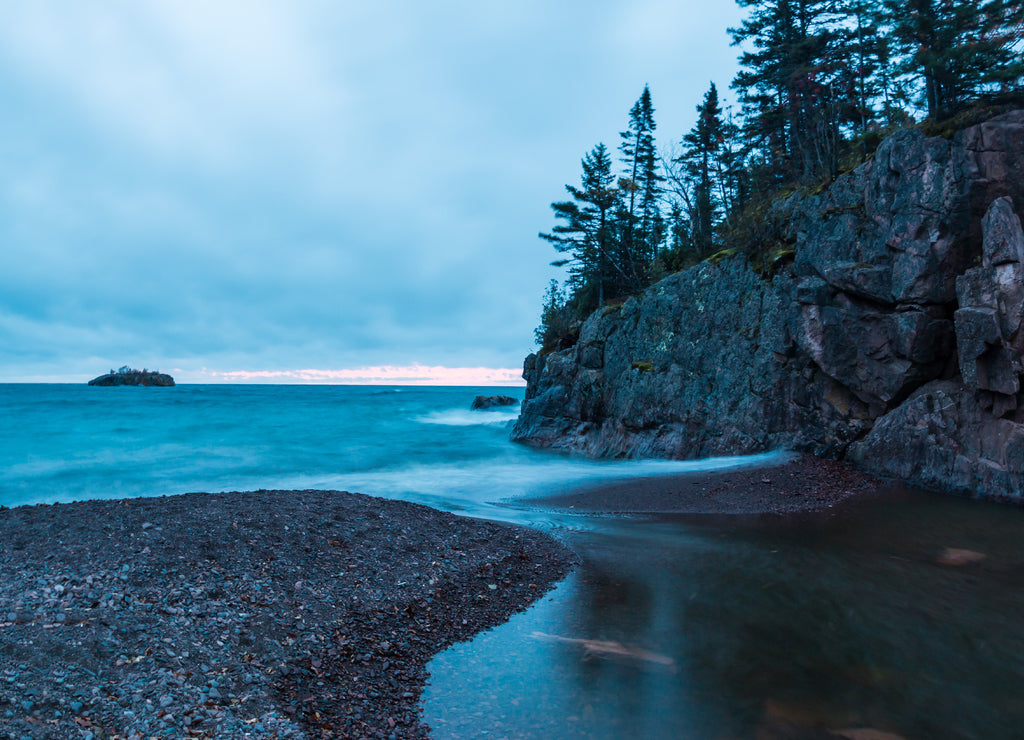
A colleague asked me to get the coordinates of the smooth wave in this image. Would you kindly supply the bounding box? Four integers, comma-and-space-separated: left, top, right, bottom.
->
415, 408, 520, 426
306, 450, 795, 525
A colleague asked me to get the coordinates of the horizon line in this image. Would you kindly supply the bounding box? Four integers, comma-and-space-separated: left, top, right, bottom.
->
3, 364, 528, 386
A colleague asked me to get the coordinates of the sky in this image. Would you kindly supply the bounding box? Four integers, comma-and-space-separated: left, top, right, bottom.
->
0, 1, 744, 384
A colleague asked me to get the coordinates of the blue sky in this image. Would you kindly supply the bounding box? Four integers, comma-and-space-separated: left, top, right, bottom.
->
0, 1, 743, 383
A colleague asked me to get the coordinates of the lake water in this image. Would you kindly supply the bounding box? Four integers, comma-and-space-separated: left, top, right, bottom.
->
3, 384, 1023, 739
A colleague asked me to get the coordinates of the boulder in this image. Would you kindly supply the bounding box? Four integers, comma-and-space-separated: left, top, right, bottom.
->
470, 395, 519, 410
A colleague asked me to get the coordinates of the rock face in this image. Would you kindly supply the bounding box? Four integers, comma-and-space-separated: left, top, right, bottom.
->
470, 395, 519, 410
513, 111, 1024, 502
88, 368, 175, 387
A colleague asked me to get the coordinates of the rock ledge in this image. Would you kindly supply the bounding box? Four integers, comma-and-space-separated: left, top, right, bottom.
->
514, 111, 1024, 503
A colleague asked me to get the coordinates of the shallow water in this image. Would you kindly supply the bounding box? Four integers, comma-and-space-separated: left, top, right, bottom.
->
425, 493, 1024, 740
3, 384, 1023, 738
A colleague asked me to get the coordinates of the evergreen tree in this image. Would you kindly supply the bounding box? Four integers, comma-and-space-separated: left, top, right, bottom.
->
833, 0, 887, 136
540, 143, 622, 311
618, 85, 663, 287
731, 0, 844, 183
534, 280, 573, 351
884, 0, 1024, 119
680, 83, 726, 257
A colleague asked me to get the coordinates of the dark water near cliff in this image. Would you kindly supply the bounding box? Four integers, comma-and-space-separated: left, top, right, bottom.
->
426, 494, 1024, 739
3, 384, 1023, 738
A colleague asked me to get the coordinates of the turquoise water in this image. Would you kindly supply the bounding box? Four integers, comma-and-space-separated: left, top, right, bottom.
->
0, 384, 774, 512
4, 384, 1023, 739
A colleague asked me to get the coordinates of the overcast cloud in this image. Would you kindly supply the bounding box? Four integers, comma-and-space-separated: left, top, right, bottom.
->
0, 1, 742, 383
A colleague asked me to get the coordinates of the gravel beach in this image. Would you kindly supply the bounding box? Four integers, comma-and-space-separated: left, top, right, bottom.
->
524, 454, 885, 517
0, 490, 575, 739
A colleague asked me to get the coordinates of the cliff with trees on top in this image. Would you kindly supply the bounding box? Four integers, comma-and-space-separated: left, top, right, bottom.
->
518, 0, 1024, 501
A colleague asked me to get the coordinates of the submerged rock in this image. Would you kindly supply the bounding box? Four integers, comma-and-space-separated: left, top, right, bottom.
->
513, 110, 1024, 502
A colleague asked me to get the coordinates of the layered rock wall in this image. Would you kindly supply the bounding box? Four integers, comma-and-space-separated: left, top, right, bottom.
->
513, 111, 1024, 501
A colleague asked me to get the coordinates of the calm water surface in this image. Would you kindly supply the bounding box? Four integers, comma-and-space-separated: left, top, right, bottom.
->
2, 384, 1022, 739
426, 495, 1024, 739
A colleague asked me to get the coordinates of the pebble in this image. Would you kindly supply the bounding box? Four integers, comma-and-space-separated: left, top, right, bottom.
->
0, 489, 574, 739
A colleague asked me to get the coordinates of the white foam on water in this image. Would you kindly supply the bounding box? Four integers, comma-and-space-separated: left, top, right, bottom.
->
307, 449, 795, 523
415, 408, 520, 426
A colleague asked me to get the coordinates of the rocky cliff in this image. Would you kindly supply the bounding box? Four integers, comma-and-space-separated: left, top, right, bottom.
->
513, 110, 1024, 502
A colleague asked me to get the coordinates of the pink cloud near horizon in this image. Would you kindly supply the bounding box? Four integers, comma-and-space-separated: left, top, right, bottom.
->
189, 364, 525, 386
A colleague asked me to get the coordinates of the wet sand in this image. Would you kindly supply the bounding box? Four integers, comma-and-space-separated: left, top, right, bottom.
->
525, 454, 885, 517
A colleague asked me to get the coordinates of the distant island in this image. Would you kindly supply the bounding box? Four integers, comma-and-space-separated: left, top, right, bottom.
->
88, 366, 175, 387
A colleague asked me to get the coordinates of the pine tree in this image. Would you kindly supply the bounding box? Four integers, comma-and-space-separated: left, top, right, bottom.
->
680, 83, 726, 257
731, 0, 845, 183
618, 86, 663, 288
885, 0, 1024, 119
539, 143, 622, 311
534, 280, 573, 351
833, 0, 887, 137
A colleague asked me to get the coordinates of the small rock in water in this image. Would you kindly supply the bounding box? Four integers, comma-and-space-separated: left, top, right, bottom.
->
470, 395, 518, 410
832, 729, 910, 740
936, 548, 987, 566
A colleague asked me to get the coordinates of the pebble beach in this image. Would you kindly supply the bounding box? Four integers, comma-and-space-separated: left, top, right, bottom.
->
0, 490, 575, 739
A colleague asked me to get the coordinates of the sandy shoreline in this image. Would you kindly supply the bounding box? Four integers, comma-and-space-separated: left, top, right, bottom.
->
522, 454, 885, 517
0, 490, 575, 739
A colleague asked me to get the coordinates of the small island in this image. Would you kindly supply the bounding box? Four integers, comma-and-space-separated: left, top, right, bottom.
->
88, 366, 175, 387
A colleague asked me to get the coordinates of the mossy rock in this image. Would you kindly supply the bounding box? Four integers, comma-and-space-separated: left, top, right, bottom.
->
706, 248, 740, 265
631, 361, 654, 373
601, 305, 619, 317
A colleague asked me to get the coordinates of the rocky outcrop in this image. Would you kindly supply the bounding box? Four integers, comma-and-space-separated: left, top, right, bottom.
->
848, 196, 1024, 497
470, 395, 519, 410
513, 111, 1024, 502
88, 367, 175, 387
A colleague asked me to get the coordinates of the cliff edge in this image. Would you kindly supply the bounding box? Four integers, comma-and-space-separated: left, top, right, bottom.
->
513, 110, 1024, 502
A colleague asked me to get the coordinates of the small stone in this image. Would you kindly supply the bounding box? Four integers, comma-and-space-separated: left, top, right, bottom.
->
936, 548, 987, 566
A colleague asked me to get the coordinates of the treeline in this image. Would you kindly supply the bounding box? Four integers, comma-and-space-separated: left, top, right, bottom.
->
536, 0, 1024, 351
